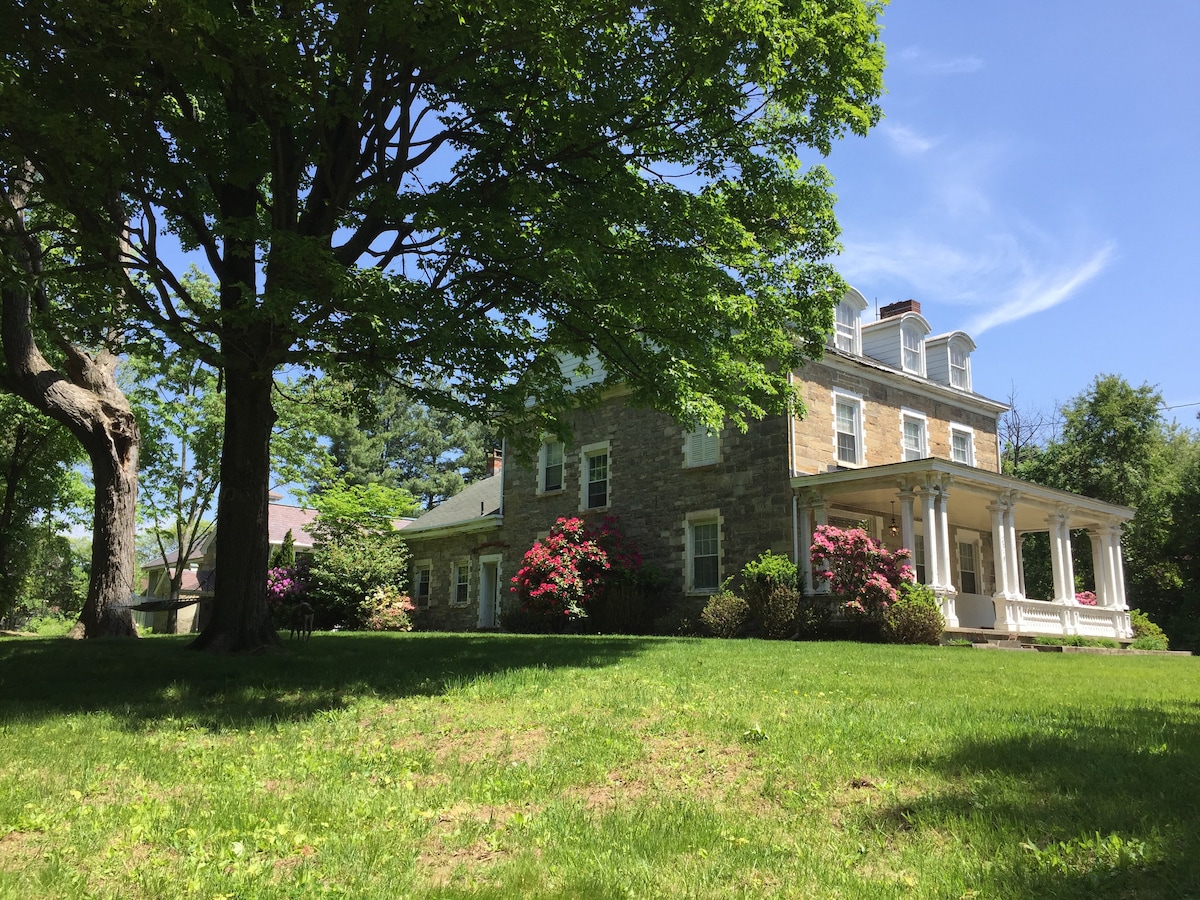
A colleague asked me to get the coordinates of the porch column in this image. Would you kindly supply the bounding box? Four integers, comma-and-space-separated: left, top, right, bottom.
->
1088, 528, 1110, 607
810, 496, 829, 593
988, 500, 1011, 599
1004, 496, 1023, 600
1109, 524, 1128, 610
898, 487, 916, 563
1061, 511, 1077, 603
798, 501, 814, 594
1016, 534, 1028, 598
936, 485, 955, 594
1047, 512, 1074, 603
918, 485, 940, 589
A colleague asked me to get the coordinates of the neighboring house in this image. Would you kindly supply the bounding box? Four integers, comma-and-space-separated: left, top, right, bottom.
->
137, 496, 319, 634
400, 291, 1136, 640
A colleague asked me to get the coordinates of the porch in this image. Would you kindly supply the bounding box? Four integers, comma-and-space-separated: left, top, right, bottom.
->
791, 459, 1136, 642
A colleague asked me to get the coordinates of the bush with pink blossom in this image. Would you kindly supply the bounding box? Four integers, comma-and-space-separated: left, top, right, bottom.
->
809, 524, 915, 623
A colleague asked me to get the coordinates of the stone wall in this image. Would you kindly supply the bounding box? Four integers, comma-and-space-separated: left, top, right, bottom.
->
792, 360, 1001, 475
406, 526, 505, 631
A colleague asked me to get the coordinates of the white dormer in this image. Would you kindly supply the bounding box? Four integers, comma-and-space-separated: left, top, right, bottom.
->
926, 332, 976, 391
829, 287, 869, 355
861, 300, 931, 377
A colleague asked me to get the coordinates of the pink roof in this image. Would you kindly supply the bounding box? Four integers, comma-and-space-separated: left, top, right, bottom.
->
269, 503, 319, 547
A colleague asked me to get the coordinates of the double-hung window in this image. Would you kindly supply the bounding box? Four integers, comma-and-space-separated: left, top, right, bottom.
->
412, 561, 432, 609
452, 560, 470, 606
834, 302, 858, 353
901, 325, 924, 375
902, 414, 927, 461
687, 514, 721, 592
950, 427, 975, 466
540, 440, 564, 493
581, 443, 610, 510
913, 534, 927, 585
958, 541, 978, 594
950, 345, 971, 389
834, 395, 863, 466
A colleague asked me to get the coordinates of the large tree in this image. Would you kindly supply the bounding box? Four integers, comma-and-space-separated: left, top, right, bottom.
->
326, 376, 490, 510
1, 0, 884, 651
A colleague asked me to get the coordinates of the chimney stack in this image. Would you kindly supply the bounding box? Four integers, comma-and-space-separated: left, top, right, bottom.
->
485, 447, 503, 477
879, 299, 921, 320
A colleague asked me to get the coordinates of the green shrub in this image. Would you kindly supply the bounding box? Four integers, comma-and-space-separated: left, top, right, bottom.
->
700, 589, 750, 638
652, 605, 701, 637
741, 551, 799, 640
1033, 636, 1120, 648
1130, 609, 1168, 648
1128, 635, 1169, 651
307, 530, 410, 629
26, 611, 72, 637
882, 581, 945, 645
794, 594, 834, 640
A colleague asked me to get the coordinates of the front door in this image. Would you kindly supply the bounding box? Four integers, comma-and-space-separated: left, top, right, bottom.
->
478, 556, 501, 628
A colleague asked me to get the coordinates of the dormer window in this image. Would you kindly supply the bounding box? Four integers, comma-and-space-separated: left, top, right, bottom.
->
830, 288, 868, 355
901, 324, 924, 375
950, 344, 970, 390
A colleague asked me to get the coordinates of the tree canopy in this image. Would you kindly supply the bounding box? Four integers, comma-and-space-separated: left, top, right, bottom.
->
0, 0, 885, 650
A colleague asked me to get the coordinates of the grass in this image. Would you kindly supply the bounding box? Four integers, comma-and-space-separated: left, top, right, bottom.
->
0, 633, 1197, 898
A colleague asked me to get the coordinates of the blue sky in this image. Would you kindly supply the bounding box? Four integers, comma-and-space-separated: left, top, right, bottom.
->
823, 1, 1199, 427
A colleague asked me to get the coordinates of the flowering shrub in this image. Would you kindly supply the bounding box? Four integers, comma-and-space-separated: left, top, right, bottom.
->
1075, 590, 1098, 606
508, 516, 644, 628
267, 564, 308, 607
809, 525, 914, 621
359, 585, 416, 632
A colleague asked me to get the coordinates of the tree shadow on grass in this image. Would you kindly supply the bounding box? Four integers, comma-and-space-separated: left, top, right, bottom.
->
0, 631, 656, 731
871, 700, 1200, 898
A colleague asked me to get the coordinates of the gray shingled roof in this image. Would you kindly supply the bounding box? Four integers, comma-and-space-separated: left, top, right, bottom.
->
402, 475, 502, 534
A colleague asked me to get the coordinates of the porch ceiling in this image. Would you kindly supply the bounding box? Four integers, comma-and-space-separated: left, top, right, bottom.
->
791, 459, 1134, 535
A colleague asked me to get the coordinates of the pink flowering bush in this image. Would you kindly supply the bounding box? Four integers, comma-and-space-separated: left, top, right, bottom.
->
809, 525, 915, 621
1075, 590, 1098, 606
508, 516, 645, 630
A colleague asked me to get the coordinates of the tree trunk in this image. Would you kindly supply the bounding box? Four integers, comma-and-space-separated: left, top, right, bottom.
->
189, 367, 280, 652
0, 184, 139, 638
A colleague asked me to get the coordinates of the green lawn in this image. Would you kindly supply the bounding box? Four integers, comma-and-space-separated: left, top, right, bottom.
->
0, 633, 1196, 898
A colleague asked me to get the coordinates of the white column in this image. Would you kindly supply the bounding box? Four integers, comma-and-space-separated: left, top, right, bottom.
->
1004, 500, 1022, 600
919, 485, 940, 589
1111, 525, 1128, 610
798, 502, 814, 595
1016, 533, 1028, 598
811, 496, 829, 593
1088, 529, 1110, 607
898, 487, 916, 565
937, 485, 955, 594
1060, 512, 1076, 603
988, 501, 1011, 599
1047, 513, 1070, 603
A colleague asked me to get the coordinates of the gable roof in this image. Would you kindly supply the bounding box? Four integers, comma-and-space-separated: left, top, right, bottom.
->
402, 476, 502, 537
268, 503, 318, 547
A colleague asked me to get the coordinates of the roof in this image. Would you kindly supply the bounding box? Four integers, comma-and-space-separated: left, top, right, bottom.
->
401, 476, 502, 536
268, 503, 318, 547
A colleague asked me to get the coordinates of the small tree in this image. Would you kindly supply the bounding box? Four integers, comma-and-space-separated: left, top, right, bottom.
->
270, 529, 296, 570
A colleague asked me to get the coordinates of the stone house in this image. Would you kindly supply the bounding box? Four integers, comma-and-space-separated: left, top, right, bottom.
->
401, 290, 1134, 640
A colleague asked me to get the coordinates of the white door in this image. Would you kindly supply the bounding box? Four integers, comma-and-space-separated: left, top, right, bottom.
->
478, 556, 502, 628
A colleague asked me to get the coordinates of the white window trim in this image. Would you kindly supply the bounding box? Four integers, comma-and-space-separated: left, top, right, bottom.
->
831, 391, 865, 468
684, 509, 723, 595
899, 408, 928, 462
412, 559, 433, 609
579, 440, 611, 511
683, 424, 720, 468
949, 423, 976, 466
537, 439, 565, 494
451, 558, 471, 607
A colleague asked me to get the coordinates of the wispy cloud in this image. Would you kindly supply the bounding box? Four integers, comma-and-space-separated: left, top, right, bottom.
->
881, 123, 938, 156
899, 46, 984, 75
964, 243, 1117, 334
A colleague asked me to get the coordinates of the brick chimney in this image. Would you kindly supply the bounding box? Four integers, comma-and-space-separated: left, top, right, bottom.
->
879, 299, 921, 320
485, 447, 503, 477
